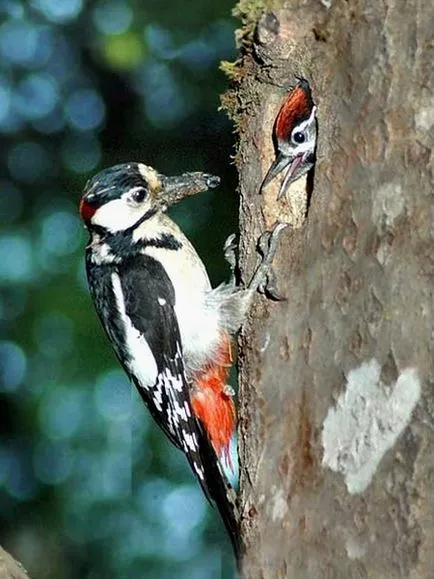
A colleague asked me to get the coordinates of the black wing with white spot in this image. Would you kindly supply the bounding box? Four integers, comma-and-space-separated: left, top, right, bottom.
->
85, 251, 239, 552
114, 254, 211, 494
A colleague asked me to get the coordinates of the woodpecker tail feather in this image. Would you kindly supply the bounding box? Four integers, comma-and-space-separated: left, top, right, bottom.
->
189, 332, 240, 556
196, 421, 240, 558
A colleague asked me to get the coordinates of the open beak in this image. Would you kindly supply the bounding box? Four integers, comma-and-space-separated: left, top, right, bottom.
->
160, 172, 220, 208
260, 151, 291, 193
277, 154, 305, 199
261, 152, 306, 199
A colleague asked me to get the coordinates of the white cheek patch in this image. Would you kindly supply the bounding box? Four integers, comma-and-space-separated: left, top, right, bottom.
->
92, 198, 139, 232
92, 197, 154, 233
289, 105, 317, 156
291, 139, 316, 157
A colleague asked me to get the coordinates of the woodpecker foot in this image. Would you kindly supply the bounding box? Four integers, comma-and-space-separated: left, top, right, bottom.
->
223, 233, 238, 286
249, 222, 288, 301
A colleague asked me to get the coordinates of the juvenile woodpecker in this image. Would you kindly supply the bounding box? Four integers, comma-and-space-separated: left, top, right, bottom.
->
79, 162, 284, 553
261, 78, 317, 199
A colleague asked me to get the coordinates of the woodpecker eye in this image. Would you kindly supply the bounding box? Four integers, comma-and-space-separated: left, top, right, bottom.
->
130, 188, 147, 203
292, 131, 306, 144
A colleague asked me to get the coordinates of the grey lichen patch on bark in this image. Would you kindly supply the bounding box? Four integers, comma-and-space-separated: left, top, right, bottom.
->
322, 359, 421, 494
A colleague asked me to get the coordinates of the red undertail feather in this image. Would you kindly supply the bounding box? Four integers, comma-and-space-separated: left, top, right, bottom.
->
190, 332, 236, 467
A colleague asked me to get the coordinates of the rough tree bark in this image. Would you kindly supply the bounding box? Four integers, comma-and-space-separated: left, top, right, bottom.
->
222, 0, 433, 577
0, 546, 29, 579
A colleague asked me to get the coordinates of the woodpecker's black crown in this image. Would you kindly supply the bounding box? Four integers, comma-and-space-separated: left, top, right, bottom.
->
84, 163, 149, 205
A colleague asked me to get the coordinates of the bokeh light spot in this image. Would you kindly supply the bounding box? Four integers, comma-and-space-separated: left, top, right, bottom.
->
93, 0, 133, 35
65, 89, 105, 131
44, 31, 77, 83
31, 0, 83, 24
0, 234, 33, 283
103, 32, 144, 70
139, 62, 191, 127
3, 449, 37, 501
61, 133, 101, 173
0, 341, 27, 392
98, 451, 132, 499
179, 39, 214, 71
0, 21, 40, 66
137, 478, 173, 523
1, 1, 25, 18
0, 77, 12, 124
15, 72, 59, 120
33, 440, 74, 484
40, 209, 83, 257
95, 369, 131, 422
162, 485, 206, 534
39, 385, 85, 440
32, 107, 65, 134
8, 141, 54, 183
144, 25, 175, 59
34, 311, 74, 358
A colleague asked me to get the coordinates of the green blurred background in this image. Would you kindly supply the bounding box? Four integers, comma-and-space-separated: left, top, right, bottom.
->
0, 1, 239, 577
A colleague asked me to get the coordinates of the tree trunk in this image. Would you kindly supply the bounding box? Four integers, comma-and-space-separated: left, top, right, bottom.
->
0, 546, 30, 579
223, 0, 433, 576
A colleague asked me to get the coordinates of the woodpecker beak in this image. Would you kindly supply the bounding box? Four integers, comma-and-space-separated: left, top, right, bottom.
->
277, 153, 307, 200
161, 172, 220, 208
261, 151, 308, 199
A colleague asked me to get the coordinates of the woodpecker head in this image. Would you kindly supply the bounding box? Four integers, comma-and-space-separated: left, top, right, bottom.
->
261, 78, 317, 199
80, 163, 220, 233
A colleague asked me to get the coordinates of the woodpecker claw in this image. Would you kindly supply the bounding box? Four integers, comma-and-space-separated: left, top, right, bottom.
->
259, 268, 286, 301
249, 222, 288, 299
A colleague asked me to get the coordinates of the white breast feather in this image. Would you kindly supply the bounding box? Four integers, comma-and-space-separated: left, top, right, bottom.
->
134, 214, 221, 372
145, 243, 221, 372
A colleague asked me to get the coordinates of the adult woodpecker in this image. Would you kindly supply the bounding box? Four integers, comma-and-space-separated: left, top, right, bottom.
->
79, 162, 284, 554
261, 78, 317, 199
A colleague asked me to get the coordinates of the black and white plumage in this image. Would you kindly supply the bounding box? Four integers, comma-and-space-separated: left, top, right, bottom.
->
80, 162, 285, 554
80, 163, 245, 551
82, 164, 223, 479
94, 254, 199, 462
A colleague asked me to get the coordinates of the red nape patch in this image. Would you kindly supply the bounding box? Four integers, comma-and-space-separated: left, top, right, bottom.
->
190, 333, 236, 468
79, 198, 97, 222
